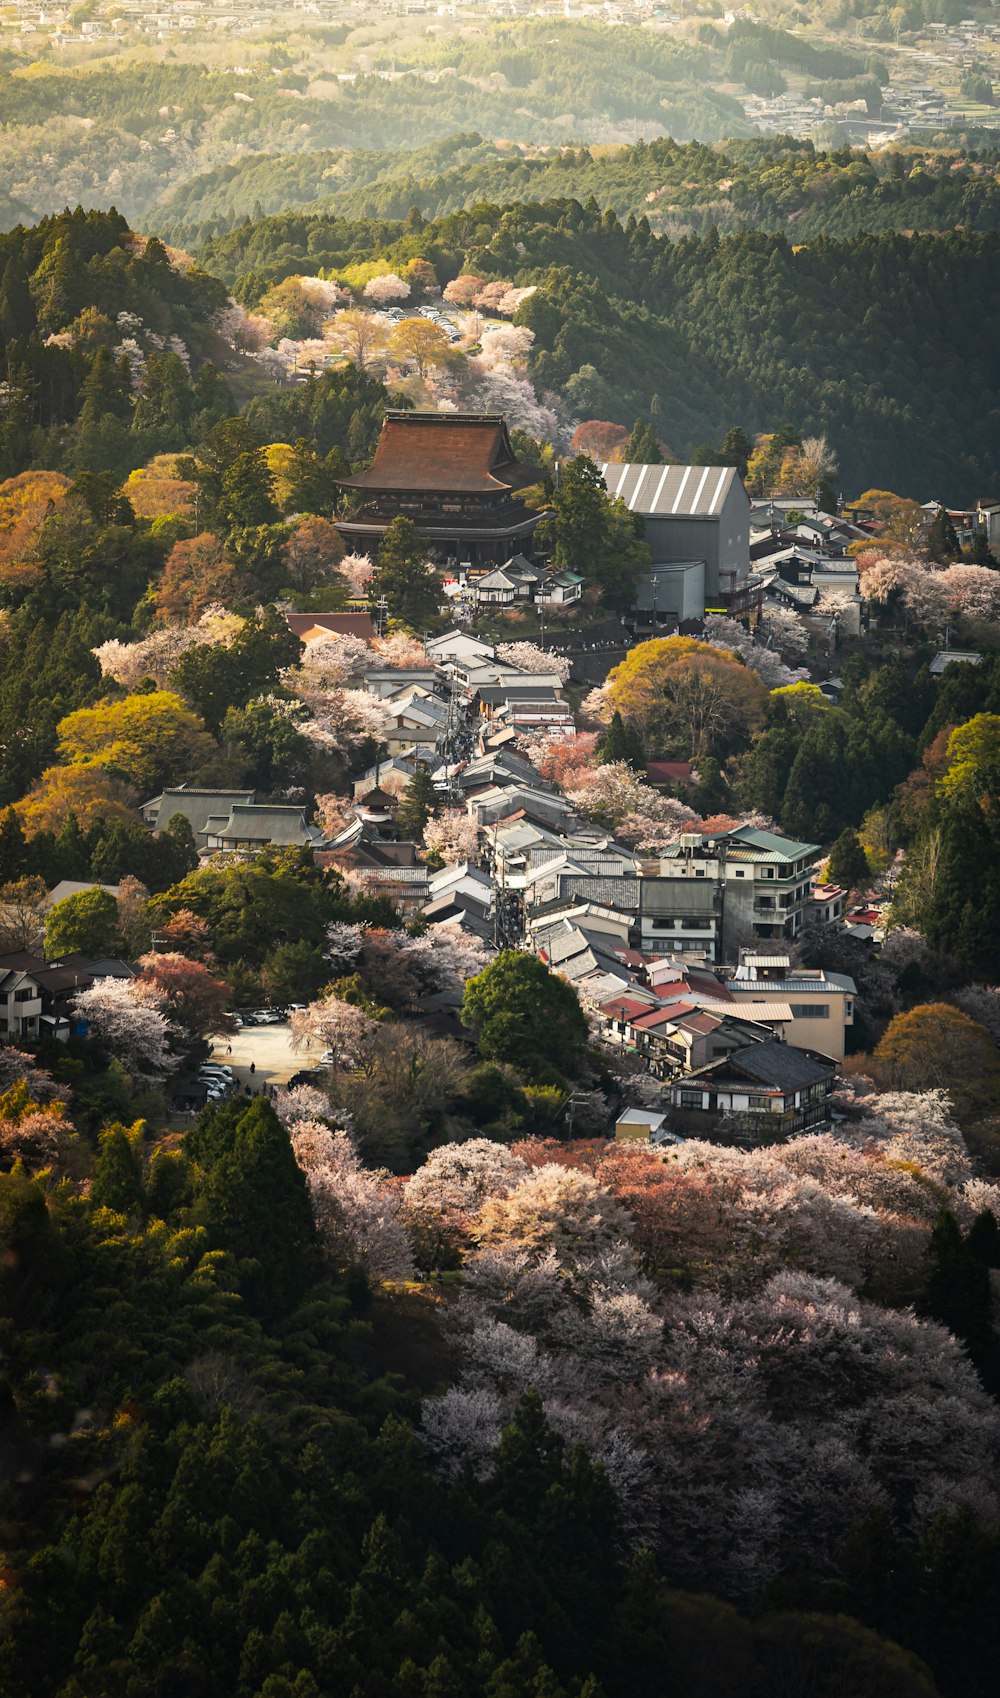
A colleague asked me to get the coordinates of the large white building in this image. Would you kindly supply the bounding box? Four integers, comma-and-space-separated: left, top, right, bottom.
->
599, 461, 754, 621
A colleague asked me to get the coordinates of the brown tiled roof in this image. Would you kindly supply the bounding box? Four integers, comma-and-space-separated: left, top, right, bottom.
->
337, 412, 542, 495
285, 611, 376, 641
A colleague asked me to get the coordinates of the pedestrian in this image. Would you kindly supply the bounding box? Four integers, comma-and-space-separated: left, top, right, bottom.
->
226, 1043, 232, 1055
249, 1060, 255, 1075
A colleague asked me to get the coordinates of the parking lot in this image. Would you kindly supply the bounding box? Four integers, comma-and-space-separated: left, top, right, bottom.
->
208, 1020, 325, 1094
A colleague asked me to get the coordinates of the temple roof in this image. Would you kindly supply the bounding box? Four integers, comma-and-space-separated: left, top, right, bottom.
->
337, 411, 543, 495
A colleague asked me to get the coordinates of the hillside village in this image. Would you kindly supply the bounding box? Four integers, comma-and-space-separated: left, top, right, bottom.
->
4, 405, 997, 1154
4, 15, 1000, 1686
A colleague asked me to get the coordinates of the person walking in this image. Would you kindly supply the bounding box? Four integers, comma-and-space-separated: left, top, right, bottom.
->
249, 1061, 256, 1076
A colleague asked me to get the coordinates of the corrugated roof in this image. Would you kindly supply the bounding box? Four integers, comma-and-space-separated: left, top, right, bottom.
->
338, 412, 542, 494
728, 826, 819, 858
599, 462, 743, 518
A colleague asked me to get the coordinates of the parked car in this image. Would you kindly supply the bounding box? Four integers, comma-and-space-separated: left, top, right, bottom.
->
200, 1065, 233, 1081
252, 1010, 282, 1024
320, 1049, 336, 1064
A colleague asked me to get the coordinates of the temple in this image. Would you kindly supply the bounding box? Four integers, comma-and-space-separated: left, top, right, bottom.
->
334, 411, 548, 566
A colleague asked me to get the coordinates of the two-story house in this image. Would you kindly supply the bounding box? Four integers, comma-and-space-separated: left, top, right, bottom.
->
665, 1039, 837, 1143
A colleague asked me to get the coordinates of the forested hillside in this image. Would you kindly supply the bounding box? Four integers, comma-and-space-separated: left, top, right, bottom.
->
203, 200, 1000, 500
154, 133, 1000, 249
0, 24, 746, 229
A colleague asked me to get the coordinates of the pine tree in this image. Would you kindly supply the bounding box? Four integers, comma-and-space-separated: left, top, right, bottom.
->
90, 1123, 146, 1216
0, 807, 27, 882
720, 426, 752, 478
284, 437, 332, 515
0, 256, 35, 341
624, 418, 663, 464
53, 812, 91, 880
398, 766, 437, 841
597, 710, 643, 769
926, 506, 961, 563
219, 447, 279, 532
372, 516, 440, 632
826, 826, 870, 892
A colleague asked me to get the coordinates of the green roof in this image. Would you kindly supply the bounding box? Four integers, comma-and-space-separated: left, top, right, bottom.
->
727, 826, 819, 860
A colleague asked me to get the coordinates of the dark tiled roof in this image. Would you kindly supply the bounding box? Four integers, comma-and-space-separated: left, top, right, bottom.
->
686, 1040, 834, 1091
337, 412, 543, 495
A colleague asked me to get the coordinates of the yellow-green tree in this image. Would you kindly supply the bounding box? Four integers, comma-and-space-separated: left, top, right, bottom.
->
387, 317, 456, 377
56, 691, 216, 794
16, 763, 137, 834
940, 713, 1000, 802
606, 636, 766, 759
871, 1002, 1000, 1121
122, 455, 197, 520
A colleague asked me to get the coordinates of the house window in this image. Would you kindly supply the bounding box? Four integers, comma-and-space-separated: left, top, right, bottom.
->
789, 1003, 829, 1018
735, 869, 746, 877
679, 1090, 703, 1110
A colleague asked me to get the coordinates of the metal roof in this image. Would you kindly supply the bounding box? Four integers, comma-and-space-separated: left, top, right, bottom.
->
599, 462, 742, 518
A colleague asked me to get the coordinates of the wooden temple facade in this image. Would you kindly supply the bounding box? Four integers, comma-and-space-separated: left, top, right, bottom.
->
334, 411, 549, 566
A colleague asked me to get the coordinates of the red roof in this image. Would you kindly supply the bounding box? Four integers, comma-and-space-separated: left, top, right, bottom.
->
631, 1003, 698, 1030
598, 996, 654, 1020
337, 412, 542, 495
286, 611, 376, 642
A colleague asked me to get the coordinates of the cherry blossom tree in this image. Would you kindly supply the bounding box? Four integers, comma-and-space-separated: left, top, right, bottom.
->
71, 977, 176, 1080
290, 1119, 413, 1281
566, 762, 699, 838
474, 1164, 636, 1276
579, 684, 613, 726
337, 551, 375, 596
285, 631, 371, 691
363, 273, 411, 306
0, 1046, 70, 1105
324, 920, 366, 971
93, 606, 245, 689
702, 614, 809, 688
0, 1079, 77, 1174
497, 641, 571, 682
422, 808, 480, 864
273, 1082, 331, 1125
137, 952, 230, 1039
952, 983, 1000, 1047
462, 363, 559, 445
478, 326, 535, 367
290, 993, 377, 1067
845, 1087, 973, 1184
372, 631, 429, 668
214, 299, 273, 352
325, 309, 389, 373
441, 275, 485, 307
404, 1138, 530, 1263
296, 688, 391, 755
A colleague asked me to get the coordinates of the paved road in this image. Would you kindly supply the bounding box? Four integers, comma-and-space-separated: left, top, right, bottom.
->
209, 1022, 324, 1091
